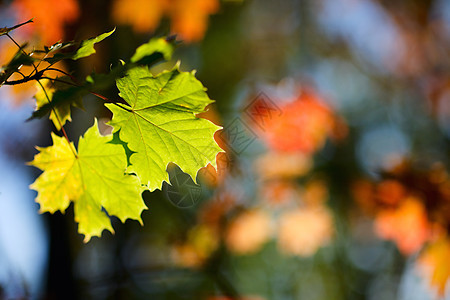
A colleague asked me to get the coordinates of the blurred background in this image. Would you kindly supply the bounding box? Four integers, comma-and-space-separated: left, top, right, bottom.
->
0, 0, 450, 299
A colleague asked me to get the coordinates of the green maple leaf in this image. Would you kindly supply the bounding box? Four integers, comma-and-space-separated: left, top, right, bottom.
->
29, 120, 146, 242
106, 65, 222, 191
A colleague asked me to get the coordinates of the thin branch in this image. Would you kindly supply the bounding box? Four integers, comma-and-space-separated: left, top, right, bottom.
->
45, 67, 78, 83
6, 33, 40, 76
41, 76, 119, 105
5, 33, 26, 53
16, 70, 27, 79
41, 76, 78, 87
3, 71, 44, 85
1, 19, 33, 34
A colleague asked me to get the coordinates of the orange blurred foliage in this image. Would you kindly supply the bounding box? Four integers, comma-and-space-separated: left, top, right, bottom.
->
225, 209, 272, 255
198, 152, 231, 187
374, 197, 430, 255
303, 179, 329, 207
198, 192, 237, 231
258, 180, 301, 207
112, 0, 219, 42
278, 206, 333, 256
168, 0, 219, 42
12, 0, 80, 45
172, 225, 219, 268
207, 296, 266, 300
376, 179, 406, 206
353, 161, 450, 259
112, 0, 169, 33
353, 179, 409, 213
256, 90, 337, 154
254, 151, 312, 181
352, 179, 377, 214
418, 235, 450, 296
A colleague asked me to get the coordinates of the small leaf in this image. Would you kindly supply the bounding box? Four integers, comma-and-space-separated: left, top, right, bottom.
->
72, 28, 115, 60
29, 119, 146, 242
45, 29, 115, 64
131, 37, 175, 64
106, 65, 223, 191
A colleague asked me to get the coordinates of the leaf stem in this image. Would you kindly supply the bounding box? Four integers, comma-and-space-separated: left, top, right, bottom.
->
42, 75, 118, 104
36, 79, 77, 157
45, 67, 78, 83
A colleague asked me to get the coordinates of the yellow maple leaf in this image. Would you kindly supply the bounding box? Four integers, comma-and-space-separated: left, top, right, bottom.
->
29, 121, 146, 242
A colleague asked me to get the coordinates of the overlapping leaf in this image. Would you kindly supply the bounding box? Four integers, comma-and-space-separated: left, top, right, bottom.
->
29, 120, 146, 242
34, 79, 83, 130
106, 65, 222, 191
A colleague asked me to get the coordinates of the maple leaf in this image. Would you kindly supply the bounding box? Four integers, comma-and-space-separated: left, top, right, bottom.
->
29, 120, 146, 242
106, 65, 222, 191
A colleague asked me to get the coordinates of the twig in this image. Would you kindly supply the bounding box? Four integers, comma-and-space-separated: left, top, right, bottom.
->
3, 71, 44, 85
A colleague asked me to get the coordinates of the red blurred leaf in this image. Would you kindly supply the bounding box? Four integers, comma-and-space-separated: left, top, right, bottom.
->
256, 91, 335, 154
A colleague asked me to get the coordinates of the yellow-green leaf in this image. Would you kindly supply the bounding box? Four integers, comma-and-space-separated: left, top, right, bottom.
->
29, 120, 146, 242
106, 65, 222, 191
